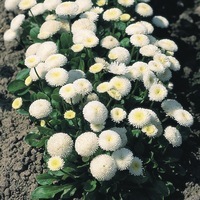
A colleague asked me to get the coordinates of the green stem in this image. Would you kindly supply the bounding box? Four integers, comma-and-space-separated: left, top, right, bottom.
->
106, 98, 112, 107
30, 10, 38, 24
130, 46, 135, 59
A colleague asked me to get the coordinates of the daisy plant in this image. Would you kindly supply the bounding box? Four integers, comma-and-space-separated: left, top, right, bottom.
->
5, 0, 194, 199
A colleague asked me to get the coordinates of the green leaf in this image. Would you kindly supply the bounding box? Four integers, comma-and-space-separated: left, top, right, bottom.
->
7, 80, 26, 93
24, 132, 49, 148
30, 27, 42, 42
60, 32, 72, 49
131, 129, 141, 137
83, 180, 97, 192
36, 173, 58, 186
120, 38, 130, 47
17, 108, 29, 116
16, 68, 30, 80
61, 186, 76, 199
36, 92, 50, 100
37, 126, 54, 136
31, 185, 68, 199
79, 58, 85, 71
115, 21, 126, 31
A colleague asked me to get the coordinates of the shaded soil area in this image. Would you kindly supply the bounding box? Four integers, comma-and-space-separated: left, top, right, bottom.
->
0, 0, 199, 199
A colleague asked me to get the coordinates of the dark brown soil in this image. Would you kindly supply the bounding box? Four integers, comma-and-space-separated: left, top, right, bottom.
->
0, 0, 199, 199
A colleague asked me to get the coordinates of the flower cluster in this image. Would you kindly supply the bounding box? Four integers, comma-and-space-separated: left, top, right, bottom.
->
5, 0, 194, 199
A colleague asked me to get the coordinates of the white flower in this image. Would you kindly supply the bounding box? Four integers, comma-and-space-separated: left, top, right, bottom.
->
47, 132, 73, 157
128, 108, 151, 128
71, 18, 96, 34
96, 0, 108, 6
148, 83, 168, 102
18, 0, 37, 10
130, 34, 150, 47
80, 11, 99, 22
112, 148, 133, 170
140, 21, 154, 34
108, 47, 131, 64
157, 68, 172, 82
139, 44, 159, 57
12, 97, 23, 109
5, 0, 21, 11
110, 76, 132, 97
97, 82, 112, 93
142, 70, 158, 89
82, 34, 99, 48
142, 124, 158, 137
110, 107, 127, 123
90, 6, 104, 14
47, 156, 64, 171
108, 62, 127, 75
152, 16, 169, 28
67, 69, 85, 83
90, 123, 105, 132
129, 157, 143, 176
28, 3, 46, 16
25, 43, 41, 57
111, 127, 127, 147
101, 36, 120, 49
3, 29, 18, 42
127, 61, 148, 80
153, 53, 171, 68
44, 0, 61, 11
135, 3, 153, 17
107, 89, 122, 100
120, 13, 131, 21
125, 22, 147, 35
25, 55, 40, 68
59, 84, 77, 100
103, 8, 122, 21
161, 99, 183, 117
168, 56, 181, 71
45, 68, 68, 87
30, 62, 47, 81
83, 101, 108, 124
164, 126, 182, 147
75, 132, 98, 157
71, 44, 84, 52
117, 0, 135, 7
65, 94, 82, 105
89, 63, 104, 74
36, 41, 58, 61
158, 39, 178, 52
38, 20, 61, 40
29, 99, 52, 119
148, 60, 165, 74
90, 154, 117, 181
173, 109, 194, 127
55, 2, 79, 17
73, 78, 93, 96
85, 93, 99, 103
44, 54, 67, 71
99, 130, 122, 151
10, 14, 25, 31
76, 0, 93, 14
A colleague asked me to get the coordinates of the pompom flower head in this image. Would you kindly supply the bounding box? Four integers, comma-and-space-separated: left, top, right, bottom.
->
47, 156, 64, 171
129, 157, 143, 176
45, 68, 69, 87
128, 108, 151, 128
164, 126, 182, 147
56, 2, 79, 17
83, 101, 108, 124
47, 132, 73, 157
99, 130, 122, 151
103, 8, 122, 21
110, 107, 127, 123
90, 154, 117, 181
75, 132, 99, 157
29, 99, 52, 119
135, 3, 153, 17
112, 148, 133, 171
18, 0, 37, 10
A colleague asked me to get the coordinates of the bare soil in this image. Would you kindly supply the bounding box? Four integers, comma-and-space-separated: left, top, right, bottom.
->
0, 0, 199, 199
